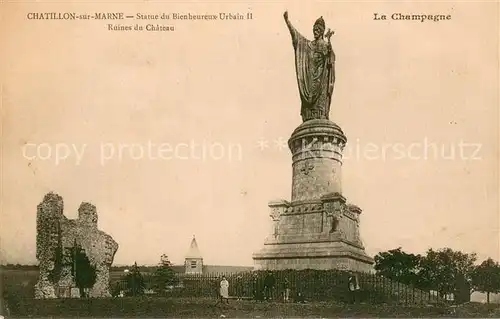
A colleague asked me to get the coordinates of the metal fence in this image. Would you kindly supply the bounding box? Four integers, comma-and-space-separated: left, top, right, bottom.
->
112, 270, 444, 305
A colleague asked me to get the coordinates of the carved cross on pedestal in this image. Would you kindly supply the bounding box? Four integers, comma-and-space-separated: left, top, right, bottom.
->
300, 162, 314, 175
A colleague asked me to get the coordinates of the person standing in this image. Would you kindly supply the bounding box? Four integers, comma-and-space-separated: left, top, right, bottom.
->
263, 271, 275, 301
347, 272, 361, 303
220, 276, 230, 304
252, 273, 263, 301
282, 277, 290, 302
235, 275, 243, 300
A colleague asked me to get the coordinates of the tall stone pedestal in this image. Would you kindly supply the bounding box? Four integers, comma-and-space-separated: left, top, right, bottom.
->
253, 119, 374, 272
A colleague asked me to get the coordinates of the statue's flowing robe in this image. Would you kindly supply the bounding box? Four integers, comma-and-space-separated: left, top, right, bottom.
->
288, 25, 335, 121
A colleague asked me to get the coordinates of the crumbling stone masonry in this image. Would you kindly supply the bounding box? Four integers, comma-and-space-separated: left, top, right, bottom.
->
34, 192, 118, 298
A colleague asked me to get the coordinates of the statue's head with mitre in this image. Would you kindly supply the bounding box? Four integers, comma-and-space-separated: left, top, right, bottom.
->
313, 16, 326, 40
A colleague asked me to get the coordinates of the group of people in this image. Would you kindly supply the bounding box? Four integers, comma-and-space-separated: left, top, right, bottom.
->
216, 272, 288, 304
216, 272, 362, 304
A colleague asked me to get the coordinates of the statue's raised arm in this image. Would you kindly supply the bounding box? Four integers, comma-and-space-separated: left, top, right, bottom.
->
283, 11, 301, 47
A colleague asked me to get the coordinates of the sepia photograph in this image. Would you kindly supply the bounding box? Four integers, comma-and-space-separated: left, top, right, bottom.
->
1, 0, 499, 317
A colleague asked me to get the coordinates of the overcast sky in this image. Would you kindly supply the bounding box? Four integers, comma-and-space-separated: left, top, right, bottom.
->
1, 1, 498, 266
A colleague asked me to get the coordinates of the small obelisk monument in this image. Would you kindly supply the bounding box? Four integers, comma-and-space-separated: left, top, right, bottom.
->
252, 12, 374, 271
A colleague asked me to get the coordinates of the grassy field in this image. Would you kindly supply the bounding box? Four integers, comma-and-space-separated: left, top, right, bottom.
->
3, 268, 500, 317
4, 297, 500, 318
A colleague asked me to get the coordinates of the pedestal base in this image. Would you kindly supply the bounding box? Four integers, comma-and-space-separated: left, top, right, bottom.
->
253, 119, 374, 273
253, 240, 374, 272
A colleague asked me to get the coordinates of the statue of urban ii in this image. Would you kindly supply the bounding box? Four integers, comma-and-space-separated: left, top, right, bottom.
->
284, 11, 336, 122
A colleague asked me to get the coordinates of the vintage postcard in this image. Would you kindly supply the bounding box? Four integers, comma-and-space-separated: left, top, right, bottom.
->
1, 0, 499, 317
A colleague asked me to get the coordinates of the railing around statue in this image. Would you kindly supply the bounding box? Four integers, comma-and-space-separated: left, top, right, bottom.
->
357, 273, 443, 305
110, 270, 446, 305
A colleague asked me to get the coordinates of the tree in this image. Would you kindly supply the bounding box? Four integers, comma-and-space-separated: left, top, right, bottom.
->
471, 258, 500, 303
152, 254, 179, 294
63, 241, 96, 298
124, 262, 146, 296
374, 247, 423, 286
419, 248, 476, 301
73, 245, 97, 298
